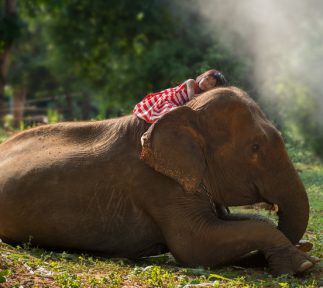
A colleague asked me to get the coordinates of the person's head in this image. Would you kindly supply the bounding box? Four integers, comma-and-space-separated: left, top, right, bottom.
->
196, 69, 227, 92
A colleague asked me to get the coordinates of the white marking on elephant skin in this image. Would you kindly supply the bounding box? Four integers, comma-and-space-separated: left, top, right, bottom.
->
83, 184, 128, 234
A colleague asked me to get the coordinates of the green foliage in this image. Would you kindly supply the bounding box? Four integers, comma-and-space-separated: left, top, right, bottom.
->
55, 272, 82, 288
0, 1, 24, 52
1, 0, 322, 158
0, 127, 10, 143
3, 114, 13, 130
133, 265, 174, 287
6, 0, 248, 120
0, 14, 22, 47
0, 269, 11, 283
273, 78, 323, 158
47, 108, 60, 124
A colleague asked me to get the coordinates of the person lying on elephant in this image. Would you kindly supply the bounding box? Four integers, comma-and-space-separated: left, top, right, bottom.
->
133, 69, 227, 123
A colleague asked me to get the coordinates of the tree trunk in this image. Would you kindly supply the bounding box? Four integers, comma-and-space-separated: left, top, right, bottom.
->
0, 0, 17, 123
12, 85, 26, 128
65, 92, 73, 120
81, 93, 91, 120
0, 43, 13, 123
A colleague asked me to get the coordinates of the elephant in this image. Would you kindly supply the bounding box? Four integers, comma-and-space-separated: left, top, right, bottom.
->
0, 86, 318, 275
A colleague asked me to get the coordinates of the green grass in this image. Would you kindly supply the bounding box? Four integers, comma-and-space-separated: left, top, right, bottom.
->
0, 131, 322, 287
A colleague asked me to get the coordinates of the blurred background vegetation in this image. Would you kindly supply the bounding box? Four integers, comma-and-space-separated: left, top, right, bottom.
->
0, 0, 322, 158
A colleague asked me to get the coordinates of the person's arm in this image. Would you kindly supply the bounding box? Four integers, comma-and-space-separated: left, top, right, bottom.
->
185, 79, 196, 100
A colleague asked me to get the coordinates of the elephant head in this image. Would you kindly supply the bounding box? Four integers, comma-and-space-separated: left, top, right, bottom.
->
140, 87, 309, 245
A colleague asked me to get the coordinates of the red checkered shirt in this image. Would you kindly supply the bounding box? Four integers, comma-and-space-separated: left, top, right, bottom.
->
133, 81, 199, 123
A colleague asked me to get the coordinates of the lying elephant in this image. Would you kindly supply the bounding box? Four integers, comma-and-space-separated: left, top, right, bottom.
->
0, 87, 318, 275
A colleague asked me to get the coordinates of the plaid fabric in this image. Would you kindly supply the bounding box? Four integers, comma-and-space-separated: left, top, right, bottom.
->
133, 82, 190, 123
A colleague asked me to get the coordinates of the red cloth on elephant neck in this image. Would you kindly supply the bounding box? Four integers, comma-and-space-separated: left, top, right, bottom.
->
133, 81, 200, 123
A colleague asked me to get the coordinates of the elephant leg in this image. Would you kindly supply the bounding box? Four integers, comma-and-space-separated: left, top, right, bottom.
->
215, 206, 280, 268
231, 240, 315, 268
164, 219, 317, 275
219, 209, 277, 265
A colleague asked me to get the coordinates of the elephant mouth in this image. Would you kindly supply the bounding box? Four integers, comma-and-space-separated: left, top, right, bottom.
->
250, 183, 279, 212
200, 181, 279, 217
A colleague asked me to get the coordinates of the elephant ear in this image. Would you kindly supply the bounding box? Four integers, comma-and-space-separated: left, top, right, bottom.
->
140, 106, 206, 193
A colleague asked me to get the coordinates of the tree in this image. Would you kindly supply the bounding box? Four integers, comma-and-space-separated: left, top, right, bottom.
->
41, 0, 248, 117
6, 0, 249, 121
0, 0, 20, 122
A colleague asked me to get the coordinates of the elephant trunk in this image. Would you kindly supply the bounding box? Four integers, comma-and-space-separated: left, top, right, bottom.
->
263, 162, 309, 244
263, 167, 309, 245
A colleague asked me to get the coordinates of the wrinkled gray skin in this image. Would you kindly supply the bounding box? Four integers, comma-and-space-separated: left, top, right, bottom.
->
0, 87, 318, 275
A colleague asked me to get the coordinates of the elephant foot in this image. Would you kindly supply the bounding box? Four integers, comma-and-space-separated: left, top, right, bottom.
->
266, 246, 319, 276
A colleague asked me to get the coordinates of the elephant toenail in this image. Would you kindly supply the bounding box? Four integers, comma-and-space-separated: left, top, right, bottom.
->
298, 261, 313, 273
312, 256, 320, 263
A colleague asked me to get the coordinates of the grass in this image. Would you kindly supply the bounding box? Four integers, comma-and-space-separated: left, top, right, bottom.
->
0, 130, 322, 287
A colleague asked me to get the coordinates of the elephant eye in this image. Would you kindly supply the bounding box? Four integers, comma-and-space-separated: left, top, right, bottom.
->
252, 143, 260, 152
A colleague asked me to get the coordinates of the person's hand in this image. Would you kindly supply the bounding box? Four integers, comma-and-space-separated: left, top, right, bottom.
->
186, 79, 196, 100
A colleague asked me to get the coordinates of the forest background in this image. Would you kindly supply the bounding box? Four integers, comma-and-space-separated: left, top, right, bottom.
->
0, 0, 323, 158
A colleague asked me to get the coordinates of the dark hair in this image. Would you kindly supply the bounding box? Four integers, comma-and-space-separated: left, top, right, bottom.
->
195, 69, 227, 88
